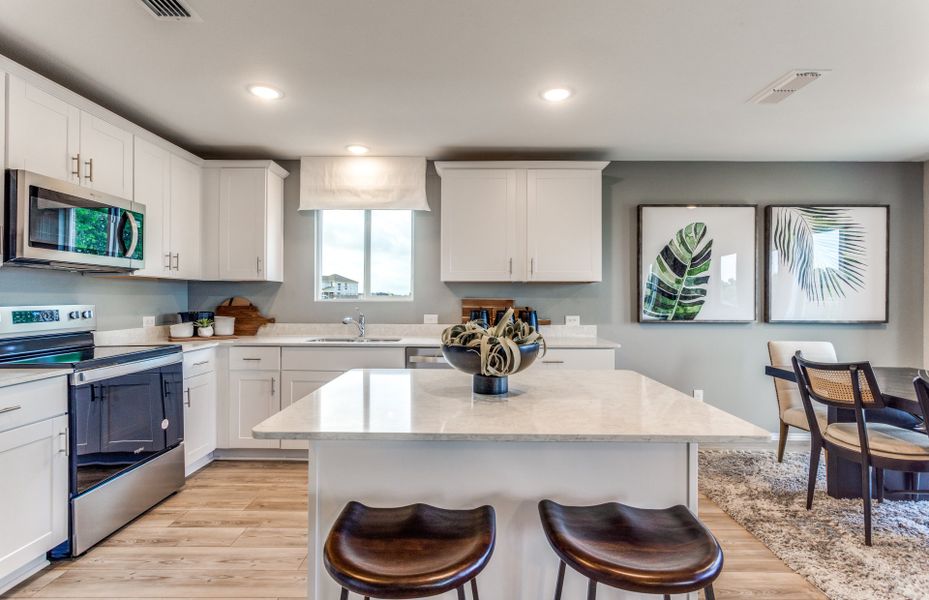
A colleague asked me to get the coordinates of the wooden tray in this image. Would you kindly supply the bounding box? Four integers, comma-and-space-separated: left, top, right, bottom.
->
215, 297, 275, 336
169, 335, 238, 342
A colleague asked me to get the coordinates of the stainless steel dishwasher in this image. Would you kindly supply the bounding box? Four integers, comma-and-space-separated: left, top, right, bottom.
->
405, 347, 451, 369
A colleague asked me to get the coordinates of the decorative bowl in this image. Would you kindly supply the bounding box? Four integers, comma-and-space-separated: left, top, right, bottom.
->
441, 342, 541, 395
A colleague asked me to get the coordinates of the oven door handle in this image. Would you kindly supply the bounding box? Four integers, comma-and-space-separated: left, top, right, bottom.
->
71, 353, 182, 385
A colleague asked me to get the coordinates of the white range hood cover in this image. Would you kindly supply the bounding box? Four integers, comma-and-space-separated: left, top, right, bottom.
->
299, 156, 429, 211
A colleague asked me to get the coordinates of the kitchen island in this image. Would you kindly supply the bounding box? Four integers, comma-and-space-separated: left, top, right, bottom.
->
254, 368, 767, 600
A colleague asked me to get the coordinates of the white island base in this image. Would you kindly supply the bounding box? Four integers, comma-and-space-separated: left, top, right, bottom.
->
253, 369, 768, 600
307, 439, 697, 600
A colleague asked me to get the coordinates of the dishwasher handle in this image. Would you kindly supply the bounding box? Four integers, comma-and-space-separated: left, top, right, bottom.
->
407, 355, 448, 365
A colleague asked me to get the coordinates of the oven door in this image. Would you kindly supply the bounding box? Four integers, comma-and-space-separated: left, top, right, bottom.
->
69, 358, 182, 496
4, 170, 145, 272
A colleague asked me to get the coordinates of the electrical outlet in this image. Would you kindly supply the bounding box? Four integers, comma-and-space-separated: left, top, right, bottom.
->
423, 314, 439, 324
142, 316, 156, 327
565, 315, 581, 327
693, 389, 704, 401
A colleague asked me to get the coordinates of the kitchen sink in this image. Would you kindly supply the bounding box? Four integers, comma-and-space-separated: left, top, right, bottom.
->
305, 337, 403, 343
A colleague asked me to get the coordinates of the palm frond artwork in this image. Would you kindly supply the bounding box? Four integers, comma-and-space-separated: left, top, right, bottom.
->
771, 207, 867, 302
643, 222, 713, 320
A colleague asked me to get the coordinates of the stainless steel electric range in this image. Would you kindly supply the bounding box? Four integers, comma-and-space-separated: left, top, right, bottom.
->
0, 305, 184, 556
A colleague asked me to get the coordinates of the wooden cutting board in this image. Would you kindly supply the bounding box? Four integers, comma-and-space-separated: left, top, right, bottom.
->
214, 297, 275, 336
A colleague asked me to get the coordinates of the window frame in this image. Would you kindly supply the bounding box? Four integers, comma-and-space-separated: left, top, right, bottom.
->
314, 209, 415, 302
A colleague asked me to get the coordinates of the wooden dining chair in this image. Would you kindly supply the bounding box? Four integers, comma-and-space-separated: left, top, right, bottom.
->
792, 353, 929, 545
767, 341, 835, 462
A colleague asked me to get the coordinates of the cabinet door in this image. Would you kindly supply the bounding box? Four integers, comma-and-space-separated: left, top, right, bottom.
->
169, 154, 203, 279
6, 75, 80, 183
526, 169, 602, 282
219, 168, 267, 281
279, 370, 341, 450
440, 169, 521, 281
228, 371, 280, 449
0, 415, 68, 577
133, 137, 171, 277
79, 111, 133, 198
184, 372, 217, 473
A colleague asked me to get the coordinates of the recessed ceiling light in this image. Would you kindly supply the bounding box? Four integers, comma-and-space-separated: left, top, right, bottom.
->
346, 144, 370, 155
247, 84, 283, 100
541, 87, 573, 102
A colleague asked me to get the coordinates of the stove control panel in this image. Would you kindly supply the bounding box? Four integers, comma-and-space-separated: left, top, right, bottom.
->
0, 304, 97, 338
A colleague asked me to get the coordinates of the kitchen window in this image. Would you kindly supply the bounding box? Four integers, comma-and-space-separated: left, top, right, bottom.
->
316, 209, 413, 301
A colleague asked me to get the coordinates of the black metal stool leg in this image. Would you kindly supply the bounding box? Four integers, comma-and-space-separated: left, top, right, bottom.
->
553, 560, 566, 600
586, 578, 597, 600
457, 585, 466, 600
704, 583, 717, 600
664, 595, 671, 600
339, 589, 348, 600
470, 578, 480, 600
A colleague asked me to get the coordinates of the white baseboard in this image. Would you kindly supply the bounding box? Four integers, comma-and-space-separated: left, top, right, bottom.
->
0, 555, 49, 596
702, 429, 811, 451
213, 448, 309, 461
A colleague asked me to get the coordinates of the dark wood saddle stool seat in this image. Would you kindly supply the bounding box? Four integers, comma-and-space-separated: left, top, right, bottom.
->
324, 501, 496, 600
538, 500, 723, 599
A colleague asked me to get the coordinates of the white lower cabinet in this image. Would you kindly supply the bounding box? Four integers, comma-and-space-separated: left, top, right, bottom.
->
228, 370, 280, 449
183, 371, 217, 474
279, 370, 341, 450
0, 414, 68, 590
535, 348, 615, 370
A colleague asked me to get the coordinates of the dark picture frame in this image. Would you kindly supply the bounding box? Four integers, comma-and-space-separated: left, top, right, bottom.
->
764, 204, 890, 324
637, 204, 757, 324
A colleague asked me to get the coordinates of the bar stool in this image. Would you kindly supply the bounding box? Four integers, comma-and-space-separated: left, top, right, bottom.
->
538, 500, 723, 600
324, 501, 495, 599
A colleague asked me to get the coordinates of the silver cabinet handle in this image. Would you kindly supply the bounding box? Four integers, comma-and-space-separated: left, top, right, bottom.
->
530, 257, 535, 275
242, 357, 262, 361
72, 154, 81, 180
508, 257, 513, 275
184, 388, 191, 408
58, 428, 69, 456
164, 253, 172, 269
542, 360, 565, 364
175, 253, 180, 271
270, 377, 276, 395
84, 157, 94, 182
257, 256, 262, 275
408, 356, 447, 364
0, 405, 22, 415
192, 360, 209, 367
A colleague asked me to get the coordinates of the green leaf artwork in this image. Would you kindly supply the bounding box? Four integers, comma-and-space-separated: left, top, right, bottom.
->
772, 207, 866, 302
643, 222, 713, 320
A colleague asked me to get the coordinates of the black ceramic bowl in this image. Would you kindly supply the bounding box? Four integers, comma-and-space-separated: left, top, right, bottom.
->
177, 311, 215, 324
441, 342, 541, 376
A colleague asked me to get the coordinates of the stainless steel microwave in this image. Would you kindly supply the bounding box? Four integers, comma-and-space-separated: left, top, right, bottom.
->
2, 170, 145, 272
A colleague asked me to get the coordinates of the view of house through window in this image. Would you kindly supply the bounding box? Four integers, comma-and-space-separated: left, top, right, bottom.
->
317, 209, 413, 300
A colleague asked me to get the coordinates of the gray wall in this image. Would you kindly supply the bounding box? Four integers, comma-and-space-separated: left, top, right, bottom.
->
0, 268, 188, 331
188, 160, 925, 432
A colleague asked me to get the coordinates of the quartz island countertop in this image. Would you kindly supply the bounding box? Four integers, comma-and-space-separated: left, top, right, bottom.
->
253, 368, 768, 443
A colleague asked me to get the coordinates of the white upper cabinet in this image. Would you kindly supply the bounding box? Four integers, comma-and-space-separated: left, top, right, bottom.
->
526, 169, 602, 282
169, 154, 202, 279
132, 138, 202, 280
439, 168, 521, 281
79, 112, 133, 198
202, 161, 288, 282
436, 162, 607, 282
6, 75, 80, 183
7, 75, 133, 198
133, 137, 171, 277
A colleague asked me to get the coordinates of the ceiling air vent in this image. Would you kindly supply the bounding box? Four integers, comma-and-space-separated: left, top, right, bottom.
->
138, 0, 201, 21
750, 70, 827, 104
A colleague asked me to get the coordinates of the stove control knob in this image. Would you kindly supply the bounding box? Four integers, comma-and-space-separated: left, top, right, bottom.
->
68, 311, 81, 320
81, 310, 93, 319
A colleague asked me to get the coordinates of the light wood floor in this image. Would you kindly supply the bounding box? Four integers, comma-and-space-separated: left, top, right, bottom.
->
3, 460, 826, 599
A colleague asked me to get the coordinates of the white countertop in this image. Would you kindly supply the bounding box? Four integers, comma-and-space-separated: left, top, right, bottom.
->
253, 368, 768, 443
0, 368, 72, 389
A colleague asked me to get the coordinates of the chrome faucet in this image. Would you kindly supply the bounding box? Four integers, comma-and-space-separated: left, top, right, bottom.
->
342, 308, 366, 338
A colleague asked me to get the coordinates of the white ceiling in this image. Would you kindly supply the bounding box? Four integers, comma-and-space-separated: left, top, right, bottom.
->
2, 0, 929, 161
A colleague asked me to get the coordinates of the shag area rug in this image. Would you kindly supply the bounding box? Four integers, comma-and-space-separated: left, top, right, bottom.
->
700, 450, 929, 600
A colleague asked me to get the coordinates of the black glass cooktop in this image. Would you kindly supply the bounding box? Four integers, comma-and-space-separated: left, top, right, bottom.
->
0, 332, 180, 371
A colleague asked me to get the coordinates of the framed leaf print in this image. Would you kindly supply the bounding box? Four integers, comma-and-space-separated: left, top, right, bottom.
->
638, 205, 757, 323
765, 205, 889, 323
